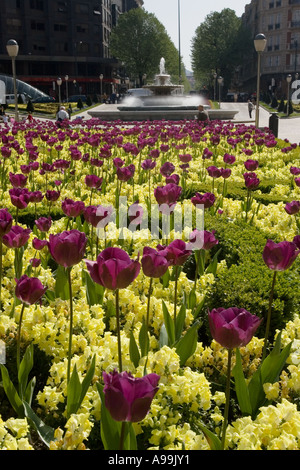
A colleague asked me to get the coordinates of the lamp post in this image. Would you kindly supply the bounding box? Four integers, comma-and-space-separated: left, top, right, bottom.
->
213, 72, 217, 101
65, 75, 69, 103
57, 77, 62, 105
218, 76, 223, 108
286, 74, 292, 116
6, 39, 19, 122
99, 74, 103, 102
254, 33, 267, 128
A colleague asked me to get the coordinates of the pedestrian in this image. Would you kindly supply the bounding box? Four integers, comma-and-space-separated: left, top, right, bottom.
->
56, 105, 69, 127
248, 99, 255, 119
197, 104, 210, 125
68, 105, 72, 120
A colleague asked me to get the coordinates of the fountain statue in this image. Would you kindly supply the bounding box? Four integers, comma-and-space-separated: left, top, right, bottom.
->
88, 58, 238, 121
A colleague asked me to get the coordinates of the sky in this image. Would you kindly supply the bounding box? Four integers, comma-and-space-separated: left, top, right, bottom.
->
142, 0, 250, 71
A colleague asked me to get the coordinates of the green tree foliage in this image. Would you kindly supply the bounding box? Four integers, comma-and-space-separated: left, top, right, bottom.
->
110, 8, 184, 87
191, 9, 252, 91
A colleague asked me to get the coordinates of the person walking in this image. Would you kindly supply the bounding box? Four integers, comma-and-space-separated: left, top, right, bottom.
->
248, 99, 255, 119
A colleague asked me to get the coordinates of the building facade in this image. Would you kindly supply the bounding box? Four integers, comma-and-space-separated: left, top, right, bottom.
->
0, 0, 143, 98
241, 0, 300, 98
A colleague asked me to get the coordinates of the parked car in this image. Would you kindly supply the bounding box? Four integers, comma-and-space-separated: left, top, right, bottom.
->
32, 96, 55, 103
63, 95, 87, 103
6, 93, 31, 104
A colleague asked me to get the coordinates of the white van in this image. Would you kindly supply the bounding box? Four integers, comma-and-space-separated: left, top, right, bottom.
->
5, 93, 27, 104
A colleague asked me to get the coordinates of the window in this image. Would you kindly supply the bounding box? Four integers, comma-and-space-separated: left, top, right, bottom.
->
75, 3, 88, 14
76, 24, 88, 33
31, 20, 45, 31
30, 0, 44, 10
54, 23, 67, 32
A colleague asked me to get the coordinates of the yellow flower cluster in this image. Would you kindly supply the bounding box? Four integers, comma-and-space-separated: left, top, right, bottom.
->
0, 417, 33, 450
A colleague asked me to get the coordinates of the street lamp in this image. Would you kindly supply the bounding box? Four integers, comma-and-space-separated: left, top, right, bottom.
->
286, 74, 292, 116
6, 39, 19, 122
99, 74, 103, 102
57, 77, 62, 105
213, 72, 217, 101
65, 75, 69, 103
218, 76, 223, 108
254, 33, 267, 128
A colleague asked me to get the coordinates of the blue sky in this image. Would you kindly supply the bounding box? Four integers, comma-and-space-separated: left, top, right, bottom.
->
142, 1, 250, 70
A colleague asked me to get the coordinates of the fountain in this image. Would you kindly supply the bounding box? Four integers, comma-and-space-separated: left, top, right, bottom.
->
88, 58, 238, 121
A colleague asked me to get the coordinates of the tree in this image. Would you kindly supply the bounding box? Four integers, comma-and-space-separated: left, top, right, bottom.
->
110, 8, 184, 87
191, 9, 251, 92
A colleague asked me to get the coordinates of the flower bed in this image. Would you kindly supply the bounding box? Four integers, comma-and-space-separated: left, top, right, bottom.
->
1, 117, 300, 451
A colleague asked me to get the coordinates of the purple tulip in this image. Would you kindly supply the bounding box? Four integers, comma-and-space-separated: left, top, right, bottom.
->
15, 274, 47, 305
208, 307, 261, 349
191, 192, 215, 209
290, 166, 300, 176
116, 164, 135, 182
188, 229, 219, 251
35, 216, 52, 232
128, 201, 144, 226
62, 198, 85, 218
158, 239, 192, 266
179, 154, 192, 163
284, 201, 300, 215
2, 225, 31, 248
0, 208, 13, 238
223, 153, 236, 165
202, 148, 213, 159
154, 183, 182, 212
45, 190, 60, 202
244, 159, 259, 171
9, 172, 28, 188
28, 191, 44, 204
141, 159, 156, 171
83, 205, 113, 228
9, 188, 30, 210
102, 369, 159, 422
160, 162, 175, 177
85, 247, 140, 290
262, 239, 299, 271
207, 166, 222, 178
141, 246, 170, 278
165, 174, 180, 185
220, 168, 231, 179
85, 174, 103, 189
113, 157, 125, 168
244, 172, 260, 190
48, 230, 87, 268
32, 237, 48, 250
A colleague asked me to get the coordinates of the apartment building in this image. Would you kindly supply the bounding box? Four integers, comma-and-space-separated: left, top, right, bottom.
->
241, 0, 300, 97
0, 0, 143, 97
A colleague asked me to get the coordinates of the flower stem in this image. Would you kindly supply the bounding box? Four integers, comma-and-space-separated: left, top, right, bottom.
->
262, 270, 277, 361
146, 277, 153, 329
174, 266, 179, 323
221, 347, 233, 450
17, 303, 26, 369
119, 421, 127, 450
0, 238, 2, 307
66, 267, 73, 383
115, 289, 122, 372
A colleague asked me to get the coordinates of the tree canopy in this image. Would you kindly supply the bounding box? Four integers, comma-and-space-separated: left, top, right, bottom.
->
191, 8, 252, 92
110, 8, 185, 87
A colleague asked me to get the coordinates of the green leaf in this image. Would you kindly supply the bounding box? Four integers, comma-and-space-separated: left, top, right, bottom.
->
129, 331, 140, 368
175, 303, 186, 342
0, 365, 24, 417
193, 294, 206, 319
138, 318, 149, 358
159, 324, 168, 348
232, 348, 252, 416
66, 356, 95, 418
18, 343, 34, 400
205, 248, 221, 276
198, 422, 222, 450
23, 401, 55, 448
175, 321, 200, 366
97, 383, 123, 450
79, 354, 96, 406
54, 265, 69, 300
24, 376, 36, 407
66, 365, 82, 418
83, 270, 104, 306
162, 300, 175, 346
248, 332, 292, 417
